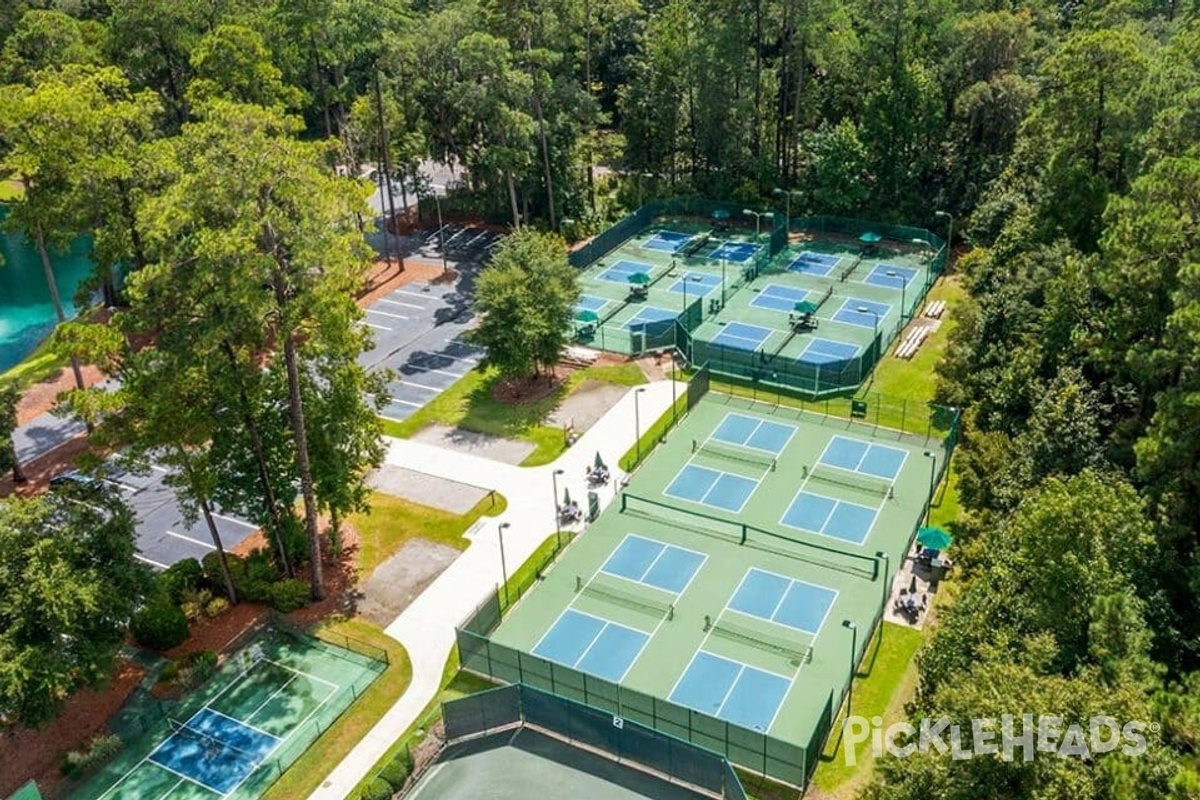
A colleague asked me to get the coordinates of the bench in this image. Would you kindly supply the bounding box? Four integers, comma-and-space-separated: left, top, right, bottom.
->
923, 300, 946, 318
894, 325, 932, 359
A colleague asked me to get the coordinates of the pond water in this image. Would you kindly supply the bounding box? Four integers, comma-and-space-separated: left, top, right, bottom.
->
0, 207, 94, 374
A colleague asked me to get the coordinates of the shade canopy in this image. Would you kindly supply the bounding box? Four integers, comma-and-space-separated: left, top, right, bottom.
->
916, 526, 953, 551
628, 272, 651, 285
594, 451, 606, 469
562, 486, 572, 506
711, 208, 731, 220
794, 300, 819, 314
859, 231, 883, 244
574, 310, 599, 323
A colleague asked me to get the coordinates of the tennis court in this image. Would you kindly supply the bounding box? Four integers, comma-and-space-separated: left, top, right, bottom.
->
73, 628, 385, 800
484, 395, 938, 785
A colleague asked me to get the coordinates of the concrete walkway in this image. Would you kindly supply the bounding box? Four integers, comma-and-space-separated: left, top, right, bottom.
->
309, 380, 681, 799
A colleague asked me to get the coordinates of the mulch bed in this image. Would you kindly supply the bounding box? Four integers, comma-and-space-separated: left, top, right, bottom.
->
490, 367, 571, 405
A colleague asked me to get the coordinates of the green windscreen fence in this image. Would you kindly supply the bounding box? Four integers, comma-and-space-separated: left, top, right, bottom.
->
8, 782, 41, 800
442, 683, 750, 800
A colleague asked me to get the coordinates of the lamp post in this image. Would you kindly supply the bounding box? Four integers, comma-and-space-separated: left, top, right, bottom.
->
842, 620, 858, 718
721, 258, 727, 307
552, 468, 565, 547
922, 451, 937, 525
498, 522, 511, 607
875, 551, 890, 643
742, 209, 774, 241
935, 210, 954, 270
433, 190, 449, 274
772, 188, 802, 229
634, 387, 647, 464
856, 305, 881, 359
886, 269, 907, 323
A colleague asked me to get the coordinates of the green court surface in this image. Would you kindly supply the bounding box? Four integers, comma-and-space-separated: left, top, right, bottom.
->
72, 626, 385, 800
484, 394, 944, 785
409, 730, 713, 800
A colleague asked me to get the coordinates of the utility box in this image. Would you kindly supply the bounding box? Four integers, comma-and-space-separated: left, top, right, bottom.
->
587, 491, 600, 522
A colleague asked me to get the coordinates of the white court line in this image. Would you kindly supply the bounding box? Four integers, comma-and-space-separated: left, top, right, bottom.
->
366, 308, 409, 321
198, 707, 280, 742
259, 657, 340, 690
154, 778, 185, 800
378, 297, 423, 309
165, 530, 214, 550
245, 673, 299, 723
779, 487, 881, 546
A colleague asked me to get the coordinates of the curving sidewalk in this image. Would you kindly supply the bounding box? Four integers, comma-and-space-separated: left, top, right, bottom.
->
308, 379, 681, 799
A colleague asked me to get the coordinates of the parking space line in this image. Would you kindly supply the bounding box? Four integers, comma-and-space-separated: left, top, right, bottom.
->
402, 364, 470, 379
400, 380, 443, 392
212, 512, 257, 529
136, 554, 169, 569
378, 298, 424, 310
394, 289, 432, 299
390, 398, 423, 408
364, 322, 389, 330
166, 530, 214, 549
367, 309, 410, 320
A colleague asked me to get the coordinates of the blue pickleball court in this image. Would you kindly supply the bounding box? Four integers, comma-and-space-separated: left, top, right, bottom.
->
709, 242, 762, 263
863, 263, 919, 290
727, 568, 837, 635
665, 464, 758, 513
623, 306, 677, 334
148, 707, 279, 795
576, 295, 608, 313
532, 609, 650, 682
710, 322, 772, 351
750, 284, 809, 313
787, 251, 840, 276
711, 412, 796, 455
798, 338, 858, 366
820, 435, 908, 481
601, 534, 707, 594
642, 230, 693, 253
667, 272, 722, 296
598, 259, 656, 284
669, 651, 792, 732
780, 490, 880, 545
831, 298, 891, 328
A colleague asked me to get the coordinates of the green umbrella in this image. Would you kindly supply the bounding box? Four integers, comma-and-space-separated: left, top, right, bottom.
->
563, 486, 572, 506
916, 526, 953, 551
859, 231, 882, 244
628, 272, 651, 286
594, 451, 606, 470
574, 309, 599, 323
794, 300, 819, 314
712, 208, 731, 221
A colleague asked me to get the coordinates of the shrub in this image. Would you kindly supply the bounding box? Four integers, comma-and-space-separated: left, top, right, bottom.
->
61, 733, 122, 778
131, 595, 189, 651
360, 777, 393, 800
267, 578, 311, 613
378, 747, 413, 789
159, 649, 218, 692
180, 588, 213, 621
160, 558, 204, 603
205, 596, 231, 618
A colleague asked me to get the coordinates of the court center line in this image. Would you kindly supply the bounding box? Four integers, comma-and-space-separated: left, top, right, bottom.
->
713, 663, 748, 720
200, 706, 280, 741
259, 657, 340, 690
243, 673, 299, 724
145, 750, 228, 796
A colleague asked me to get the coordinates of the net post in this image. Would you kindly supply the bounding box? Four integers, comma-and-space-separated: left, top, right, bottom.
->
740, 523, 748, 545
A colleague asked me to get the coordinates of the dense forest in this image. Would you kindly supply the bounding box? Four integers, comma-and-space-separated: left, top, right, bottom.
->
1, 0, 1200, 797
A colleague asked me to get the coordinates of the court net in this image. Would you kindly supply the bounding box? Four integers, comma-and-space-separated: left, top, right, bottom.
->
839, 255, 863, 282
808, 465, 893, 498
705, 615, 812, 666
578, 575, 674, 620
694, 438, 777, 472
166, 716, 263, 764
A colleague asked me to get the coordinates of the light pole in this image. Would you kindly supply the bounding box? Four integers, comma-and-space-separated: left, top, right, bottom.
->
552, 468, 565, 547
742, 209, 774, 241
856, 305, 881, 359
842, 620, 858, 718
935, 210, 954, 270
772, 188, 802, 229
634, 387, 647, 464
433, 190, 449, 274
498, 522, 511, 607
875, 551, 890, 642
721, 258, 727, 307
922, 451, 937, 525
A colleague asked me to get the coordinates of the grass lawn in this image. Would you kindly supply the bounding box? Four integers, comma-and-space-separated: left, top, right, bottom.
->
350, 490, 507, 577
0, 336, 68, 390
808, 623, 925, 798
859, 275, 966, 403
379, 362, 646, 466
260, 617, 412, 800
619, 391, 689, 471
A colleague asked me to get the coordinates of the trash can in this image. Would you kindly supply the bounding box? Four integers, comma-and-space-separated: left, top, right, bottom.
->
587, 491, 600, 522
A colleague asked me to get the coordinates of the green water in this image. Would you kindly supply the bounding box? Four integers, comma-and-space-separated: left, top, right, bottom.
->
0, 208, 94, 374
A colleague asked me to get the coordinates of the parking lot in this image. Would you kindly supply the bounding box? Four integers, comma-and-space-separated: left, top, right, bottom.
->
103, 465, 259, 568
